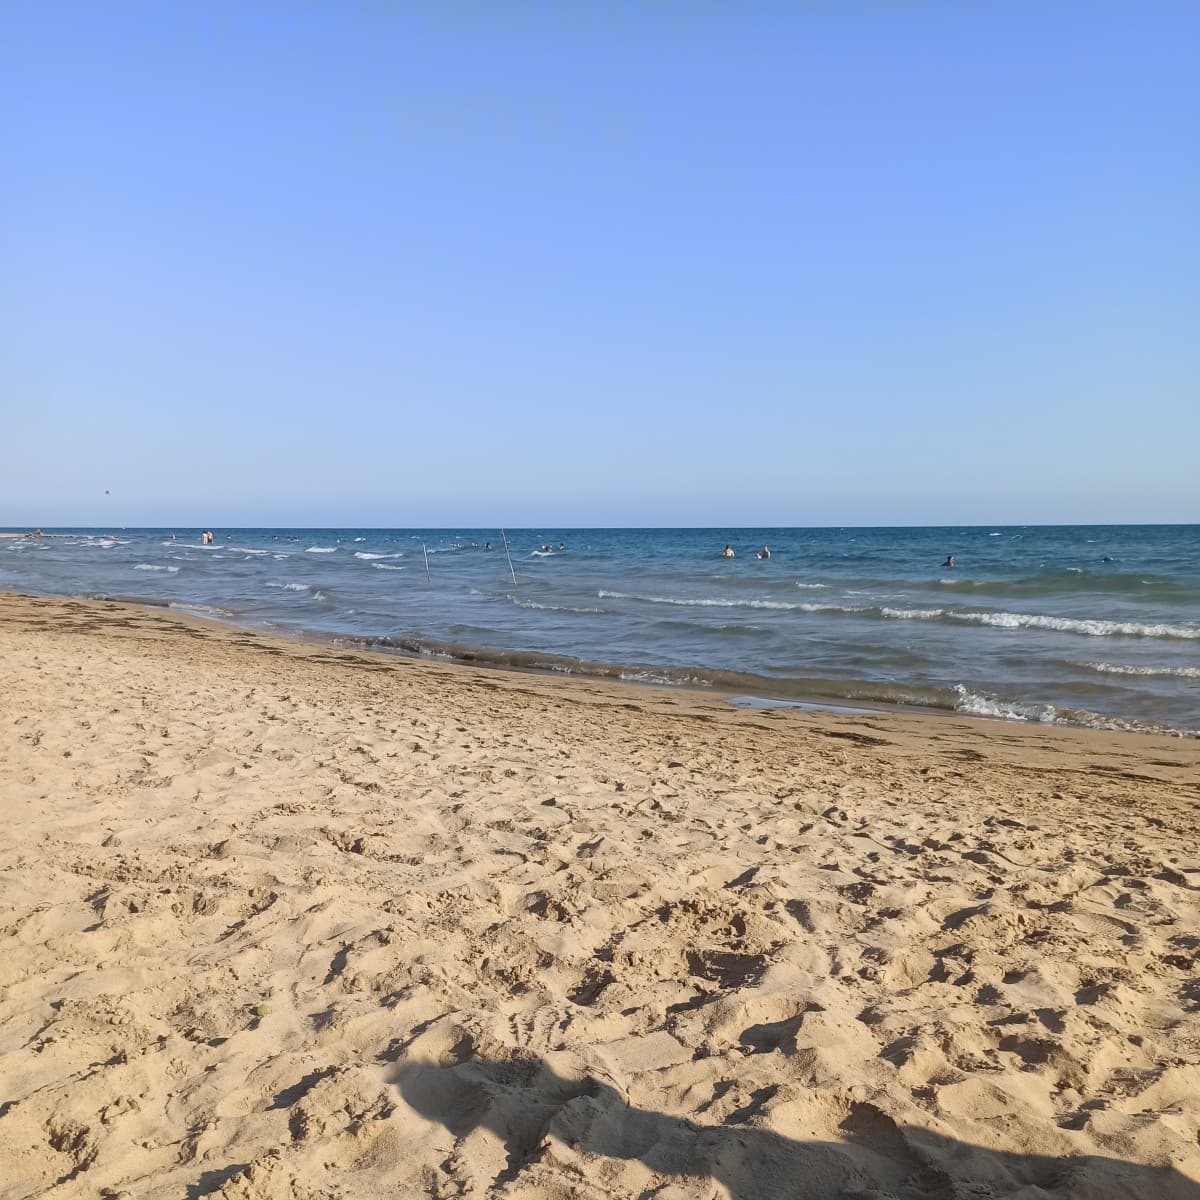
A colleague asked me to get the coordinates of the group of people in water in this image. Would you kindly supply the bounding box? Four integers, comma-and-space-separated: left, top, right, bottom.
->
723, 544, 959, 568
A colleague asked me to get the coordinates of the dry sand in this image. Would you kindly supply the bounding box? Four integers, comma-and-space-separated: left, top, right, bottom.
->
1, 590, 1198, 1199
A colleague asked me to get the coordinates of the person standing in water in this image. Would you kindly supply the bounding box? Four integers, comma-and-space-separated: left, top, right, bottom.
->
942, 554, 955, 568
723, 545, 735, 558
756, 546, 771, 559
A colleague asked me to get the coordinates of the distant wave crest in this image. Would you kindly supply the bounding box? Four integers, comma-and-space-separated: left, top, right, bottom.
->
598, 590, 1200, 639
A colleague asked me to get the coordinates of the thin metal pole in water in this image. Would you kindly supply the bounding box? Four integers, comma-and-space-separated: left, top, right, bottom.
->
500, 529, 518, 586
423, 543, 431, 583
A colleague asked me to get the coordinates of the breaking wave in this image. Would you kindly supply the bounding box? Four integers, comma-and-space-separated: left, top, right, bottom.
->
598, 591, 1199, 639
940, 610, 1200, 639
875, 605, 1200, 639
952, 685, 1058, 724
1075, 661, 1200, 679
598, 590, 841, 613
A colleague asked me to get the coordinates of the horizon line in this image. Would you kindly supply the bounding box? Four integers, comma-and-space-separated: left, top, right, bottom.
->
3, 521, 1197, 532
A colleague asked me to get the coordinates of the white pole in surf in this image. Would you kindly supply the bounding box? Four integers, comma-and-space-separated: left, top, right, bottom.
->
500, 529, 518, 586
423, 543, 431, 583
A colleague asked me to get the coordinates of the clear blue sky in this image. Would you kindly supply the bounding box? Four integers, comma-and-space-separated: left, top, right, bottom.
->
3, 1, 1197, 527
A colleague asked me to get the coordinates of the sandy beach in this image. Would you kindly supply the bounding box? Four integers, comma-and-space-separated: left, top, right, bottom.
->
1, 590, 1198, 1199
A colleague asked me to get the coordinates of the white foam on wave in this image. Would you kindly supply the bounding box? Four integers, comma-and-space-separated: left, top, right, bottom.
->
1076, 661, 1200, 679
945, 610, 1200, 639
598, 592, 1200, 641
509, 595, 607, 615
598, 590, 847, 613
372, 563, 404, 571
953, 685, 1059, 724
794, 581, 829, 589
950, 685, 1185, 736
881, 606, 944, 620
135, 564, 180, 573
237, 548, 271, 556
167, 601, 235, 619
355, 551, 404, 560
870, 605, 1200, 640
266, 581, 311, 592
306, 546, 338, 553
619, 670, 711, 687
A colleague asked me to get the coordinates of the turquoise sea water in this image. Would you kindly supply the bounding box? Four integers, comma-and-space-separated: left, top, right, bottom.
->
3, 525, 1197, 735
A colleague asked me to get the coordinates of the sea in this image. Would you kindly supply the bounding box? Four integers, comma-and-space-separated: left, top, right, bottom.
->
3, 525, 1197, 736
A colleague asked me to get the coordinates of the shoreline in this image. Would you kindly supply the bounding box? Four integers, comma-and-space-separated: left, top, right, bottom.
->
19, 584, 1198, 739
2, 590, 1198, 1196
19, 589, 1200, 766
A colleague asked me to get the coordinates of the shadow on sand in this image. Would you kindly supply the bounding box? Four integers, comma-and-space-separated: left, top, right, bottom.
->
390, 1054, 1199, 1199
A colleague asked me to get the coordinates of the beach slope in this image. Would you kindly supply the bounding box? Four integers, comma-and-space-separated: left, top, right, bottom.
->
1, 592, 1198, 1198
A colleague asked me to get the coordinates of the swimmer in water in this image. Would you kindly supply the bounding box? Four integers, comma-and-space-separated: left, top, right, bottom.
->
756, 546, 771, 560
723, 545, 735, 558
942, 555, 955, 568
